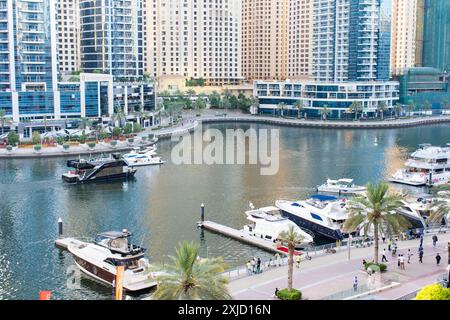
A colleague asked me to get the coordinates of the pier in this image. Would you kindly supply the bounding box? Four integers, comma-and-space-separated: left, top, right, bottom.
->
198, 220, 290, 255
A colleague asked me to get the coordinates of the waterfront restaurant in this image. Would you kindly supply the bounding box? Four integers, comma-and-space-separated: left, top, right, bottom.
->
254, 81, 400, 119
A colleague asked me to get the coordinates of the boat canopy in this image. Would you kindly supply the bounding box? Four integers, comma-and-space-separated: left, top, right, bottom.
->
310, 194, 338, 202
338, 178, 354, 184
96, 230, 132, 240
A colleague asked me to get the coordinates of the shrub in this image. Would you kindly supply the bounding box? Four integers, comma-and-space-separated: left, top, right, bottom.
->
32, 132, 41, 145
133, 123, 142, 133
364, 262, 387, 273
34, 144, 42, 152
56, 136, 65, 145
87, 142, 96, 149
416, 284, 450, 300
7, 131, 19, 146
276, 288, 302, 300
112, 127, 122, 139
6, 145, 13, 152
124, 123, 133, 134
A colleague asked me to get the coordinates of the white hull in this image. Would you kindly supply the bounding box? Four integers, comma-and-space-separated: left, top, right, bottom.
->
317, 186, 366, 194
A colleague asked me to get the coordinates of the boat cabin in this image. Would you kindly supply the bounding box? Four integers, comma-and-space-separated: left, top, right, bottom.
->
94, 230, 146, 257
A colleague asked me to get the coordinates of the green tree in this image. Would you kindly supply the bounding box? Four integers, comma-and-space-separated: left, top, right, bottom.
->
7, 131, 19, 146
294, 100, 304, 119
208, 92, 221, 108
112, 127, 121, 139
407, 100, 416, 116
194, 98, 207, 110
112, 103, 127, 128
32, 131, 41, 145
124, 123, 133, 134
429, 192, 450, 226
343, 183, 409, 264
349, 101, 363, 120
441, 99, 450, 111
320, 105, 331, 121
0, 109, 7, 134
80, 117, 93, 130
133, 123, 142, 133
378, 101, 387, 120
278, 102, 287, 117
422, 100, 432, 115
249, 96, 259, 114
152, 241, 231, 300
394, 103, 403, 118
185, 89, 196, 97
277, 225, 306, 291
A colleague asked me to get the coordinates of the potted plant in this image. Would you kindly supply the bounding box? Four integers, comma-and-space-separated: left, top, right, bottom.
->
87, 142, 96, 150
6, 145, 13, 153
127, 138, 134, 146
110, 140, 117, 149
63, 143, 70, 152
34, 144, 42, 153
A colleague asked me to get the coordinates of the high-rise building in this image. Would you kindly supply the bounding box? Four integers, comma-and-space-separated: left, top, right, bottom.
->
0, 0, 59, 122
144, 0, 242, 86
241, 0, 312, 81
422, 0, 450, 72
312, 0, 391, 82
415, 0, 425, 67
57, 0, 80, 74
79, 0, 143, 80
390, 0, 418, 75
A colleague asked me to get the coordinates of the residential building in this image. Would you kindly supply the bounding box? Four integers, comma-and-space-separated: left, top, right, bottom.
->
57, 0, 80, 74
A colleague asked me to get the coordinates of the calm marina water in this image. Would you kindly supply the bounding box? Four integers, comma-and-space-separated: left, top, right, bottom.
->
0, 122, 449, 299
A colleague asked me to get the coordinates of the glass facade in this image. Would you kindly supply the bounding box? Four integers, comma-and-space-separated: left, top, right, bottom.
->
422, 0, 450, 72
59, 83, 81, 114
80, 0, 143, 80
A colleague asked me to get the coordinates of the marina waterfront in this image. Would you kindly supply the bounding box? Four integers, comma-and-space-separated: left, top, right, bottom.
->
0, 122, 449, 300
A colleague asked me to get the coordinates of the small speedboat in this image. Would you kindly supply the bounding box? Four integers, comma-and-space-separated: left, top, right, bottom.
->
64, 230, 161, 292
317, 179, 366, 195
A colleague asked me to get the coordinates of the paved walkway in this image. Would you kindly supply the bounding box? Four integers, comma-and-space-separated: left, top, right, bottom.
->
229, 232, 450, 300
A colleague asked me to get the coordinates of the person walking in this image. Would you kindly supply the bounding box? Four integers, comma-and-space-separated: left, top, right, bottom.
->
432, 235, 438, 247
295, 254, 301, 268
419, 249, 424, 263
407, 249, 413, 264
246, 261, 252, 275
388, 239, 392, 251
256, 257, 262, 273
419, 234, 424, 248
397, 255, 401, 268
381, 248, 388, 262
436, 253, 441, 266
400, 254, 405, 270
353, 276, 358, 292
250, 258, 256, 273
275, 253, 281, 267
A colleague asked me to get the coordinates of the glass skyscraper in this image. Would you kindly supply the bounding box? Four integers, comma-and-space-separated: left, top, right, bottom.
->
79, 0, 143, 80
422, 0, 450, 72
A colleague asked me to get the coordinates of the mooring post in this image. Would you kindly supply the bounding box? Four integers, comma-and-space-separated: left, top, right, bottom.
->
58, 218, 63, 238
201, 203, 205, 223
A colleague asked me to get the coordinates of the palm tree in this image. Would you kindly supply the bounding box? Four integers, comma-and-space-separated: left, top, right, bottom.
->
278, 102, 287, 117
294, 100, 304, 119
394, 103, 403, 118
422, 100, 432, 116
277, 225, 306, 291
441, 99, 450, 114
343, 183, 409, 264
80, 117, 92, 130
151, 241, 231, 300
378, 101, 387, 120
185, 89, 196, 97
111, 103, 127, 128
430, 194, 450, 226
349, 101, 363, 121
250, 96, 259, 114
319, 105, 331, 121
0, 109, 6, 134
407, 100, 416, 117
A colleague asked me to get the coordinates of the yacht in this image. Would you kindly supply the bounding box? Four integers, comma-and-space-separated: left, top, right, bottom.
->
65, 230, 161, 292
390, 144, 450, 186
62, 154, 136, 183
275, 195, 349, 241
123, 147, 164, 167
243, 205, 314, 249
317, 178, 366, 195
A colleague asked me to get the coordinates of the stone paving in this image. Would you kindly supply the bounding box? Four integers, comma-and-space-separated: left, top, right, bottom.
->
229, 232, 450, 300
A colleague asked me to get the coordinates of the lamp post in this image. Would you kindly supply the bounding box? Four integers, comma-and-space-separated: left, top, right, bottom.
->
348, 235, 353, 261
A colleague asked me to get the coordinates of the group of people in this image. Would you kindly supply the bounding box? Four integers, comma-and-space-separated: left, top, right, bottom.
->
246, 257, 263, 275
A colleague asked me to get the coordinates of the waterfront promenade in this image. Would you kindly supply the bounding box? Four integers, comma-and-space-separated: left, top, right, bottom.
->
228, 232, 450, 300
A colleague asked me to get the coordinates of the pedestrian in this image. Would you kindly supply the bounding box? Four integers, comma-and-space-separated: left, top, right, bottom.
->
381, 248, 388, 262
353, 276, 358, 292
419, 250, 424, 263
246, 261, 252, 275
388, 239, 392, 251
432, 234, 438, 247
275, 253, 281, 267
400, 254, 405, 270
295, 254, 301, 268
382, 236, 386, 244
419, 234, 424, 248
397, 255, 401, 268
268, 258, 273, 268
392, 244, 397, 257
407, 249, 413, 264
274, 288, 279, 297
256, 257, 261, 273
436, 253, 441, 266
250, 258, 256, 273
362, 259, 367, 268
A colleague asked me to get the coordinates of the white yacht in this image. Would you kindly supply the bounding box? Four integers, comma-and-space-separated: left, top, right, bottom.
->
275, 195, 350, 241
123, 146, 164, 167
317, 179, 366, 195
65, 230, 162, 292
243, 205, 314, 248
390, 144, 450, 186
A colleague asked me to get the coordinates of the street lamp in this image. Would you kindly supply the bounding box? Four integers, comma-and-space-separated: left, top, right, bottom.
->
348, 235, 353, 260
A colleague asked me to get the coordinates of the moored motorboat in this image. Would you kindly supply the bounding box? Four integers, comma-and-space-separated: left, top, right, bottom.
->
123, 147, 164, 167
317, 178, 366, 195
64, 230, 161, 292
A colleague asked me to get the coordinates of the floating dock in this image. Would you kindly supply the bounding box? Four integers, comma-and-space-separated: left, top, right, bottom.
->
198, 220, 296, 255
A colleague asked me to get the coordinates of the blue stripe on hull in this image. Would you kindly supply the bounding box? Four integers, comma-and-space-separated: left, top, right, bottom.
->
281, 211, 344, 241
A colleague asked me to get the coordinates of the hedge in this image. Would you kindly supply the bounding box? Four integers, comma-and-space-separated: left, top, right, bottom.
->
416, 284, 450, 300
364, 262, 387, 273
276, 288, 302, 300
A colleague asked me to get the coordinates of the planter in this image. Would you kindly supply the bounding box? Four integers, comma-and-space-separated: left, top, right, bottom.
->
63, 144, 70, 152
127, 138, 134, 146
110, 140, 118, 149
87, 142, 96, 150
276, 288, 302, 300
33, 144, 42, 153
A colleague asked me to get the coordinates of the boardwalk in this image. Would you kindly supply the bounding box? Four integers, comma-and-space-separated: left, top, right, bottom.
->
229, 232, 450, 300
